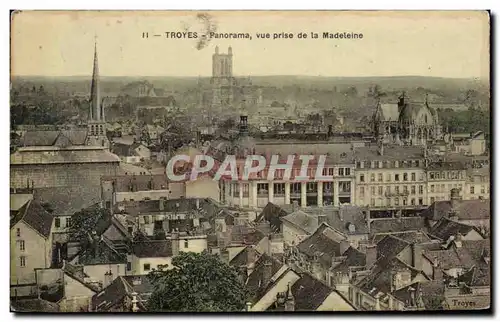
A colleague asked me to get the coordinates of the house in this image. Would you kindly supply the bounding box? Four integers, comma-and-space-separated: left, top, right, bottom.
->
428, 218, 484, 241
101, 174, 184, 207
69, 236, 127, 288
34, 262, 100, 312
280, 210, 318, 246
10, 199, 54, 297
369, 217, 427, 236
465, 167, 490, 200
421, 198, 490, 232
91, 275, 153, 312
111, 142, 151, 164
126, 233, 207, 275
451, 131, 487, 156
286, 223, 350, 283
114, 198, 223, 237
268, 273, 356, 311
256, 202, 292, 232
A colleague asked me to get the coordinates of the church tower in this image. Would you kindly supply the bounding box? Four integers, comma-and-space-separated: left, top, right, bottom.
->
86, 38, 109, 148
210, 46, 235, 116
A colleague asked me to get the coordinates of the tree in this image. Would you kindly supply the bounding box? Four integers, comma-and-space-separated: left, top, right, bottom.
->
147, 252, 247, 312
69, 207, 108, 246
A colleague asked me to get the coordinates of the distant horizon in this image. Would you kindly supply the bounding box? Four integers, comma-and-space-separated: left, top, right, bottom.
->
10, 74, 486, 80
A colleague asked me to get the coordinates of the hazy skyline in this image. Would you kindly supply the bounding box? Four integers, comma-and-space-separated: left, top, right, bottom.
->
11, 11, 490, 79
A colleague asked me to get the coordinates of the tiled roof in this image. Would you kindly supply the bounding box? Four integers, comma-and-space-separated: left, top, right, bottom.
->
423, 240, 489, 271
229, 246, 261, 268
11, 298, 59, 312
246, 253, 284, 303
370, 217, 426, 235
114, 198, 223, 219
325, 206, 370, 235
297, 223, 346, 266
10, 199, 53, 239
92, 276, 128, 311
11, 148, 121, 165
421, 199, 490, 221
354, 145, 424, 161
341, 247, 367, 267
256, 202, 292, 232
132, 240, 173, 258
375, 235, 411, 263
76, 238, 127, 266
291, 273, 336, 311
33, 186, 101, 217
392, 280, 445, 309
22, 130, 60, 146
371, 231, 433, 245
281, 210, 318, 234
429, 218, 479, 241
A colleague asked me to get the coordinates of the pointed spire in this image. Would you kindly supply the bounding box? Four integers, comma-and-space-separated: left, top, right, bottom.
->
90, 35, 101, 121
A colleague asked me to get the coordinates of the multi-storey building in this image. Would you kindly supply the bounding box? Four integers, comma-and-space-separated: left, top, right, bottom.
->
425, 161, 467, 204
464, 166, 490, 200
353, 144, 428, 209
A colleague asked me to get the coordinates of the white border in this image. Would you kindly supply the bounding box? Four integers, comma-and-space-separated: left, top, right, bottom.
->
3, 1, 498, 321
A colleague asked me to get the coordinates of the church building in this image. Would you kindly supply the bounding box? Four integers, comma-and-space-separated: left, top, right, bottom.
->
10, 40, 120, 189
372, 94, 443, 146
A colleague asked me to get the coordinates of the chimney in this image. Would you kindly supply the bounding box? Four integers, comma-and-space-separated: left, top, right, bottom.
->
245, 302, 252, 312
131, 292, 139, 312
171, 233, 179, 256
221, 249, 230, 263
412, 243, 423, 270
365, 244, 377, 268
408, 286, 416, 308
379, 142, 384, 156
239, 115, 248, 135
246, 247, 257, 274
238, 265, 248, 285
450, 188, 460, 211
317, 212, 327, 226
284, 283, 295, 311
433, 261, 443, 281
103, 270, 113, 288
327, 125, 333, 137
263, 259, 273, 286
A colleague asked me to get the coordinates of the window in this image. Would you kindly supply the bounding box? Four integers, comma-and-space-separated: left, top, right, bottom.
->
16, 228, 20, 237
19, 240, 25, 251
371, 187, 376, 195
378, 186, 383, 196
430, 172, 435, 180
143, 263, 151, 271
328, 168, 334, 176
360, 187, 365, 197
394, 198, 400, 206
378, 161, 383, 169
370, 174, 375, 182
370, 198, 375, 206
360, 174, 365, 182
306, 182, 317, 192
395, 186, 400, 193
127, 262, 132, 271
481, 186, 485, 194
403, 186, 408, 194
411, 198, 415, 206
395, 161, 399, 168
403, 198, 408, 206
430, 185, 435, 193
66, 217, 72, 228
419, 185, 424, 194
128, 227, 133, 234
411, 173, 416, 181
411, 186, 416, 195
470, 186, 475, 194
55, 218, 61, 228
338, 168, 344, 176
395, 174, 400, 181
345, 168, 351, 176
360, 161, 364, 169
386, 198, 391, 206
386, 173, 391, 182
274, 183, 285, 195
378, 174, 383, 182
144, 216, 150, 224
403, 173, 408, 181
419, 173, 424, 181
418, 198, 423, 205
20, 256, 26, 267
322, 168, 328, 176
430, 197, 435, 204
386, 186, 391, 194
184, 240, 189, 248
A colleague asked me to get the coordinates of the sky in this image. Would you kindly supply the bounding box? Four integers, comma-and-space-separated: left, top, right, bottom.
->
10, 11, 490, 78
